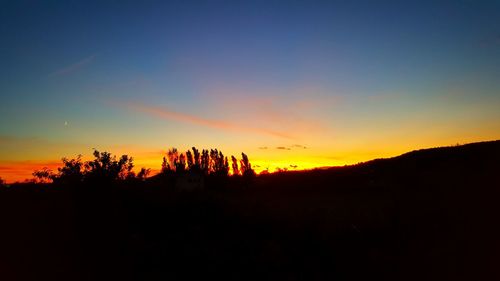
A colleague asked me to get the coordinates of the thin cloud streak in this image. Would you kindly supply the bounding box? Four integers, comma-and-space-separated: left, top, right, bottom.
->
276, 146, 291, 150
125, 102, 294, 139
48, 54, 96, 77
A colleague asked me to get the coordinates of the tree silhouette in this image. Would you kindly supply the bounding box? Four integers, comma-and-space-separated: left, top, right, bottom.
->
84, 150, 134, 181
231, 155, 239, 175
240, 153, 255, 177
192, 147, 201, 170
167, 148, 179, 172
158, 147, 254, 178
56, 155, 84, 183
161, 156, 170, 173
176, 153, 186, 173
186, 150, 194, 170
201, 149, 210, 174
33, 167, 55, 183
209, 149, 229, 176
224, 156, 229, 175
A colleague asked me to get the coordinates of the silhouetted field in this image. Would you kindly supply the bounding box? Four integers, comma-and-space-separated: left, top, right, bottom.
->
1, 140, 500, 280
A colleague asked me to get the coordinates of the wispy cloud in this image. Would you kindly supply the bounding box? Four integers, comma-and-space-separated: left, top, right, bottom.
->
199, 84, 333, 134
276, 146, 291, 150
48, 54, 96, 77
271, 144, 307, 150
123, 102, 294, 139
259, 145, 307, 150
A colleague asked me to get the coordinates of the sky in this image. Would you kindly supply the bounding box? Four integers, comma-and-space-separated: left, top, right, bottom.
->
1, 0, 500, 182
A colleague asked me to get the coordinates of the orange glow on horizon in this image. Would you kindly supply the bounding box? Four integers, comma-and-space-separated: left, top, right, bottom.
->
0, 149, 375, 183
2, 137, 500, 183
0, 160, 61, 183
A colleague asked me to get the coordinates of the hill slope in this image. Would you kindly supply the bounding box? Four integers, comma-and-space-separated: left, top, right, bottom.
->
1, 140, 499, 280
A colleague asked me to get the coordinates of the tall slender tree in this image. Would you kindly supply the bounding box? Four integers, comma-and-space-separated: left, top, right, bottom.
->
231, 156, 239, 176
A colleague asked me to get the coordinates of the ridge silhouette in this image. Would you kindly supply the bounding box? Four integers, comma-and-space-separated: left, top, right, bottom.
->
1, 140, 499, 281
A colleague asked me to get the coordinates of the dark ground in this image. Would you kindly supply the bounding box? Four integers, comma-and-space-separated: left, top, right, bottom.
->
1, 140, 500, 280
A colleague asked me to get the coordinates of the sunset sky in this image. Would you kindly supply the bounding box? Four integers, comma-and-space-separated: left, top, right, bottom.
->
1, 0, 500, 182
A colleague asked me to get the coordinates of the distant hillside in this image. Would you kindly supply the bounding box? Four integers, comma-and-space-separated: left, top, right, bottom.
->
1, 140, 499, 281
255, 140, 500, 191
242, 140, 500, 280
360, 139, 500, 171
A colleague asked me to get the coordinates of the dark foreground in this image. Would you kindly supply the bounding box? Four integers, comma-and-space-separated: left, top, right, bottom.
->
1, 141, 500, 280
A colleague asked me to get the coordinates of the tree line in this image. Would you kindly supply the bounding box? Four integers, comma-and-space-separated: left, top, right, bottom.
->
31, 147, 255, 184
161, 147, 254, 177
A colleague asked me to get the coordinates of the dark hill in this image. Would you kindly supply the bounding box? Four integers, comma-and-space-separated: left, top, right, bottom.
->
1, 140, 499, 281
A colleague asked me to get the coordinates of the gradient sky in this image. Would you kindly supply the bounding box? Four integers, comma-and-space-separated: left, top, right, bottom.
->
1, 0, 500, 182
